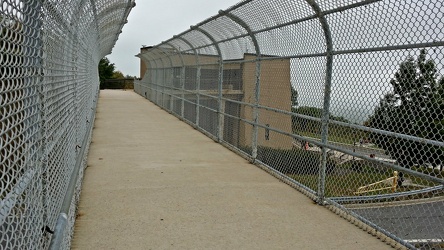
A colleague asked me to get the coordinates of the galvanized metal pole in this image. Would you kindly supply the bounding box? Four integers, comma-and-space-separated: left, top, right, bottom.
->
174, 36, 201, 126
137, 52, 157, 99
160, 52, 170, 107
48, 213, 67, 250
158, 46, 174, 110
192, 26, 224, 140
164, 44, 179, 112
181, 66, 185, 118
146, 54, 158, 100
221, 10, 261, 159
305, 0, 334, 204
251, 59, 262, 160
196, 66, 201, 127
217, 60, 224, 141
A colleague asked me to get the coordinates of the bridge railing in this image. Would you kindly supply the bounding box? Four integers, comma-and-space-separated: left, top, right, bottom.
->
0, 1, 134, 249
135, 0, 444, 249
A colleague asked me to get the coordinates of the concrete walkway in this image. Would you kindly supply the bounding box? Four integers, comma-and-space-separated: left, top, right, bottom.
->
72, 90, 394, 250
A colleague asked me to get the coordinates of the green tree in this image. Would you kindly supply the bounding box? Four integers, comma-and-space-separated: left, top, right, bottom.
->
98, 57, 115, 83
368, 49, 444, 171
112, 70, 125, 79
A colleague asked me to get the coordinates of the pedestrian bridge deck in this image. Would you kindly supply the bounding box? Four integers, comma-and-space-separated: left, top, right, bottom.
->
71, 90, 392, 249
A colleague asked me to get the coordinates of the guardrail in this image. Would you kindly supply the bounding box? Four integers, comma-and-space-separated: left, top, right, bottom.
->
135, 0, 444, 249
0, 1, 134, 249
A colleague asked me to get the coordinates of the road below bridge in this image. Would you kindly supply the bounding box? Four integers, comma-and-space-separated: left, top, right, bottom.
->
351, 200, 444, 240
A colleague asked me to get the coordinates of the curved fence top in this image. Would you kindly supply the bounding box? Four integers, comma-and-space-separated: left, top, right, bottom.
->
142, 0, 443, 63
97, 0, 135, 57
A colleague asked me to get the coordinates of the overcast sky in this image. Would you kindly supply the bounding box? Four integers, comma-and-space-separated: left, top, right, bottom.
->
107, 0, 241, 77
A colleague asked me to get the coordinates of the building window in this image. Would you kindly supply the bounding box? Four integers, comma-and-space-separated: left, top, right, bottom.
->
265, 124, 270, 140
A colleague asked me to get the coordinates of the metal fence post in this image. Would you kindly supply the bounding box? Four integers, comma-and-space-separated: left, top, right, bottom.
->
196, 66, 201, 127
305, 0, 334, 204
157, 47, 174, 110
192, 26, 223, 140
180, 67, 185, 118
221, 10, 261, 159
251, 59, 262, 160
48, 213, 68, 250
173, 36, 201, 127
159, 54, 168, 106
217, 59, 224, 141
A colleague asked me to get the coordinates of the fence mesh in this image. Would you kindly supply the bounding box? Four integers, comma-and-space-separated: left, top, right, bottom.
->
0, 0, 134, 249
135, 0, 444, 249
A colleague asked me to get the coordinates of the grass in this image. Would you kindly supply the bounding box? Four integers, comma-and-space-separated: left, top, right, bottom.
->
244, 146, 441, 199
288, 161, 442, 197
289, 171, 390, 197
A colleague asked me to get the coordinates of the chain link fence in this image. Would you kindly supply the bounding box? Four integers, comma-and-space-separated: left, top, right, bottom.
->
0, 0, 134, 249
135, 0, 444, 249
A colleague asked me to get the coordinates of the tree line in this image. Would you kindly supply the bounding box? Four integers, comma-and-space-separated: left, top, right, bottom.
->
367, 49, 443, 171
291, 49, 443, 171
98, 57, 135, 89
99, 57, 133, 82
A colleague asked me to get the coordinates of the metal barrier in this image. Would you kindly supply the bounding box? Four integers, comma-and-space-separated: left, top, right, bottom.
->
0, 1, 134, 249
135, 1, 444, 249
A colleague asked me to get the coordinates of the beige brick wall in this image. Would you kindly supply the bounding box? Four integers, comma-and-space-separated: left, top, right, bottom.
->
139, 48, 293, 149
139, 47, 152, 79
239, 54, 293, 149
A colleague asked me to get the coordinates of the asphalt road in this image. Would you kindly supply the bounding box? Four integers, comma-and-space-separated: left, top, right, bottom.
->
351, 200, 444, 240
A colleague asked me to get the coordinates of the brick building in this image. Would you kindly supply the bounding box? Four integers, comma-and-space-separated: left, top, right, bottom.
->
138, 47, 293, 149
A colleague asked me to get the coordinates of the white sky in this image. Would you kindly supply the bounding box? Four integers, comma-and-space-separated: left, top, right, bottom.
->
108, 0, 241, 77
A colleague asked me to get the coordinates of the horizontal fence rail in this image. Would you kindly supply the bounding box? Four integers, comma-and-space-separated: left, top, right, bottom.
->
0, 0, 134, 249
135, 0, 444, 249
